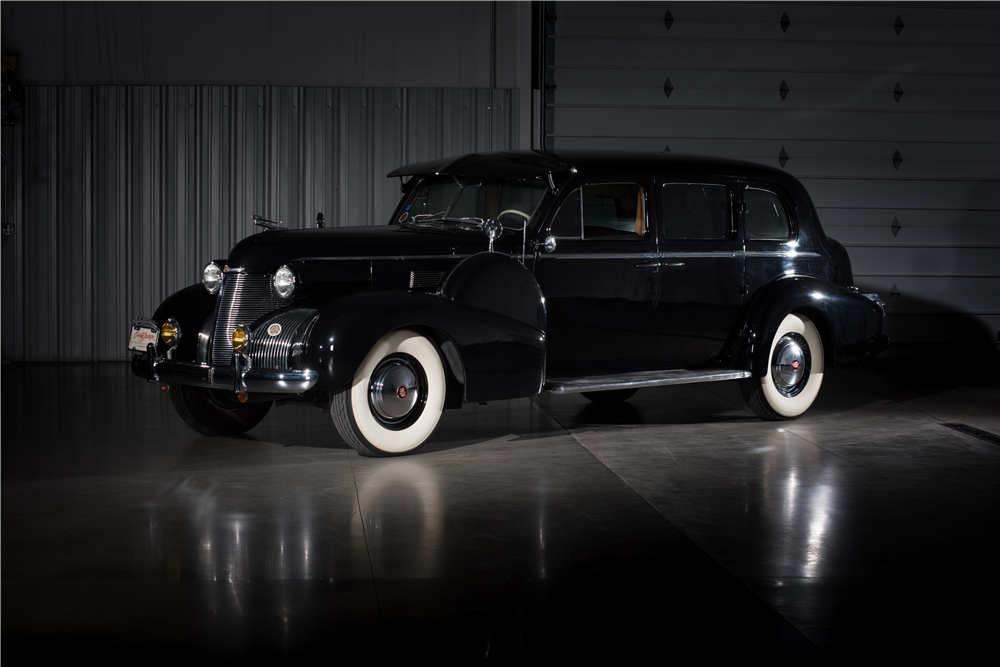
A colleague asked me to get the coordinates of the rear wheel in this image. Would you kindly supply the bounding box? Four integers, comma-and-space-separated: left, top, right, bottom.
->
169, 384, 272, 435
330, 330, 446, 457
581, 388, 638, 403
740, 313, 824, 420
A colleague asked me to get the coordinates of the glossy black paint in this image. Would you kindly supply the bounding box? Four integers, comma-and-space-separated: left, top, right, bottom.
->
731, 277, 886, 375
304, 290, 545, 402
134, 150, 884, 405
150, 284, 218, 361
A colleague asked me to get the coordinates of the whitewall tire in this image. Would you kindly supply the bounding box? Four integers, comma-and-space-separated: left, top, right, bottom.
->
740, 313, 825, 420
331, 330, 446, 457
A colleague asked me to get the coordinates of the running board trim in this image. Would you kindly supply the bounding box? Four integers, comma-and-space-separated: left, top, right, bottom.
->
544, 369, 751, 394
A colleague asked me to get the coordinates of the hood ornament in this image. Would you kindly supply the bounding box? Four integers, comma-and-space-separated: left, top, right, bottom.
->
253, 214, 282, 231
483, 218, 502, 252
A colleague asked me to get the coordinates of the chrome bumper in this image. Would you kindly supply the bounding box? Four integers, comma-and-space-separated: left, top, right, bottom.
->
150, 358, 319, 394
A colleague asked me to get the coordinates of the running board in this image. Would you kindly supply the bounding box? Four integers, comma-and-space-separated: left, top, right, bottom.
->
544, 369, 751, 394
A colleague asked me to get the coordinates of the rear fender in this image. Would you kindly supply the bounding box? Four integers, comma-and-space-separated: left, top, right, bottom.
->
733, 277, 885, 375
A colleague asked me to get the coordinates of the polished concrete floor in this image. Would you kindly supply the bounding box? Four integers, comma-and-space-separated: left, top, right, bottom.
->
3, 360, 998, 661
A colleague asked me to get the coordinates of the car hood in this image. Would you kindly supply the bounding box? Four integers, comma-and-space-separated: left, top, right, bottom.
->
226, 224, 518, 273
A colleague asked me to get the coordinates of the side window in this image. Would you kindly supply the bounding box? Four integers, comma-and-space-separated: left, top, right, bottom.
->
581, 183, 645, 239
745, 188, 792, 240
549, 188, 582, 238
662, 183, 732, 240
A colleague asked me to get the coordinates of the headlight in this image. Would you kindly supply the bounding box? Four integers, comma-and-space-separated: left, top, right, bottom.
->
203, 262, 222, 294
232, 325, 250, 353
273, 265, 296, 299
161, 318, 180, 346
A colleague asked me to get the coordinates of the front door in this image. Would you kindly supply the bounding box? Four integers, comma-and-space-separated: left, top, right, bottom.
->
533, 178, 658, 377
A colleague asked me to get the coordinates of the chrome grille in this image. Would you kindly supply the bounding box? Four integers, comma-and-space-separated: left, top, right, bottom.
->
211, 274, 284, 366
247, 309, 318, 370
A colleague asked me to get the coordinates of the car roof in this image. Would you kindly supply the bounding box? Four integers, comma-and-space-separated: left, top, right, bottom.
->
387, 149, 792, 185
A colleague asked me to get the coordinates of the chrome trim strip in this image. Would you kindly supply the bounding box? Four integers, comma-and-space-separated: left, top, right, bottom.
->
537, 253, 660, 260
544, 369, 751, 394
155, 361, 319, 393
294, 254, 471, 262
536, 250, 820, 260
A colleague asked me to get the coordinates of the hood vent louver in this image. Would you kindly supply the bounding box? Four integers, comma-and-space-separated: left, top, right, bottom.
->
410, 271, 448, 289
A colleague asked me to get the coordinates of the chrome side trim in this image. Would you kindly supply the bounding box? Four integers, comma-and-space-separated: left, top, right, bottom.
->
155, 361, 318, 393
295, 254, 471, 262
544, 369, 751, 394
535, 250, 819, 260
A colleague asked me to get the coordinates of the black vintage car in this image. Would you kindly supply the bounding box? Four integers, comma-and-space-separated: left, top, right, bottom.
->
130, 150, 888, 456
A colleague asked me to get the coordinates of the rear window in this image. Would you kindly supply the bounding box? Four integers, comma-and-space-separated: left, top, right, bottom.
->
661, 183, 732, 240
745, 188, 792, 240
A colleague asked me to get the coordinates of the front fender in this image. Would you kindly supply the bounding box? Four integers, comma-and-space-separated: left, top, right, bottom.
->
734, 277, 885, 375
151, 284, 218, 362
305, 291, 545, 401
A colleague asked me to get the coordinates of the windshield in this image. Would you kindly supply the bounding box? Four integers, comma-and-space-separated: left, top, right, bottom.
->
393, 174, 547, 232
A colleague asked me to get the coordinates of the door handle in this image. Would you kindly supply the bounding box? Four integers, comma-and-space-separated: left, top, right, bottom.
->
633, 261, 685, 268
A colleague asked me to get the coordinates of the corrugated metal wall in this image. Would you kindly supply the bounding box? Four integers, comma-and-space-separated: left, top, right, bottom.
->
0, 86, 518, 361
544, 1, 1000, 355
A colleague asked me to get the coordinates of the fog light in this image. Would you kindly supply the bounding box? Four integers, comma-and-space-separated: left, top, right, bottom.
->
232, 325, 250, 352
161, 319, 180, 346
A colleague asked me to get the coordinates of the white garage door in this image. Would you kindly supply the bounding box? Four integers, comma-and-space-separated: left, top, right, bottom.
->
543, 1, 1000, 355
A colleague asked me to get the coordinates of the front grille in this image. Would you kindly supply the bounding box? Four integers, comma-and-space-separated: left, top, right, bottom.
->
247, 309, 318, 370
210, 274, 284, 366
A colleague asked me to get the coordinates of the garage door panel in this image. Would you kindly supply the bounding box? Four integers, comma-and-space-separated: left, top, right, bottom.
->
800, 178, 999, 211
556, 1, 999, 35
555, 68, 1000, 99
826, 226, 999, 248
554, 86, 998, 114
553, 107, 999, 144
553, 37, 999, 76
879, 313, 999, 345
845, 246, 998, 278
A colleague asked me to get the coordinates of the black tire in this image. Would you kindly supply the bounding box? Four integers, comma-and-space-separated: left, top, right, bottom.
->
330, 330, 446, 457
581, 388, 638, 403
740, 313, 825, 421
169, 384, 272, 436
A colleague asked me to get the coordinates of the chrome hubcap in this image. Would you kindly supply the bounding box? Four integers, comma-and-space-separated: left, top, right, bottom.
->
771, 332, 811, 398
368, 354, 427, 428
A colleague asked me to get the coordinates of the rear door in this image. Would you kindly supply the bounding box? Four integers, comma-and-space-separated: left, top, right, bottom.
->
652, 178, 745, 369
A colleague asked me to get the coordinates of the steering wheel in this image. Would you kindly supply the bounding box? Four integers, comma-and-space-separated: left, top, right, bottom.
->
497, 209, 531, 222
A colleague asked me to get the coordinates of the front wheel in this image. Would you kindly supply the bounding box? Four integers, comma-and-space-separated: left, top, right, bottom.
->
740, 313, 825, 420
169, 384, 272, 435
330, 330, 446, 457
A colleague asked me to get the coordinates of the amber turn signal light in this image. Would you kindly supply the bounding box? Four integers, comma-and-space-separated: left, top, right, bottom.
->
237, 392, 248, 403
232, 326, 250, 352
160, 382, 170, 393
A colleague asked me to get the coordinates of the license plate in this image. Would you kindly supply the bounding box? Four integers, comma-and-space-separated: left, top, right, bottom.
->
128, 323, 159, 352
